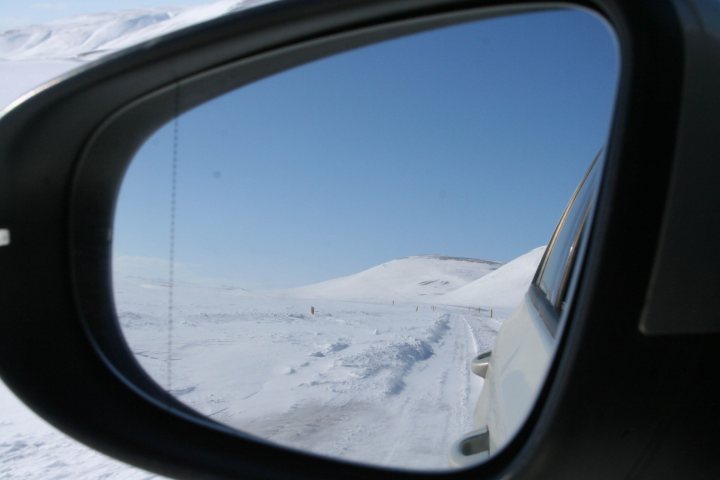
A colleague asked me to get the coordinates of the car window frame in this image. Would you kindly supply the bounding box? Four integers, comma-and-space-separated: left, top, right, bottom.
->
530, 150, 603, 336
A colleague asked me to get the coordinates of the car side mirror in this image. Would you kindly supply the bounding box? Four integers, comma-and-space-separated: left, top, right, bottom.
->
1, 1, 719, 479
470, 350, 492, 378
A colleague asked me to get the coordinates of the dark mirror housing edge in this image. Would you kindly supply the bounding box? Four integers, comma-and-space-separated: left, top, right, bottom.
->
0, 1, 718, 479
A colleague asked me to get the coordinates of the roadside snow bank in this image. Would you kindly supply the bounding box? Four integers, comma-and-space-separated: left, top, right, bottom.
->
440, 246, 545, 310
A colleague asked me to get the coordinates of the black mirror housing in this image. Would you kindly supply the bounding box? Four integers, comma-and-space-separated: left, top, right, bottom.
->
1, 1, 719, 479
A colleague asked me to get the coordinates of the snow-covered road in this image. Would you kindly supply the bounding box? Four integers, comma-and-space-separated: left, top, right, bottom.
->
117, 281, 498, 469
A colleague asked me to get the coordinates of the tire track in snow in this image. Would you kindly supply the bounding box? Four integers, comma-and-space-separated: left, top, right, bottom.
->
459, 313, 483, 430
379, 311, 479, 468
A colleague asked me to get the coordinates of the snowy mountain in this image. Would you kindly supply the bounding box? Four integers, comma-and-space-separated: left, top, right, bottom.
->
440, 246, 546, 309
0, 0, 275, 112
280, 255, 502, 303
0, 0, 272, 62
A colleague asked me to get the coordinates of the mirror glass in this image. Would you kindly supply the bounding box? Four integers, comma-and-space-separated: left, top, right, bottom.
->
113, 7, 618, 470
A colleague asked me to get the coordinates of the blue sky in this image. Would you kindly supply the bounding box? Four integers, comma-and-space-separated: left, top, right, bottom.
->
109, 7, 619, 289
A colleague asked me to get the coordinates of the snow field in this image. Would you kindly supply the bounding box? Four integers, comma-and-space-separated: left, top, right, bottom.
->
112, 250, 543, 469
117, 286, 496, 469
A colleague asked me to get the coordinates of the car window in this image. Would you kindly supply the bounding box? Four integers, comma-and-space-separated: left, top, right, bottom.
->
536, 153, 603, 310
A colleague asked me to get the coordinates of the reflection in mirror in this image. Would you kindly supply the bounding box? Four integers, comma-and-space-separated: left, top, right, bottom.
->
113, 7, 618, 470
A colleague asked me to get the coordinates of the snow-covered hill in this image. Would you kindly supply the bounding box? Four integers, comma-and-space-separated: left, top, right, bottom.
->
281, 255, 502, 303
0, 0, 275, 109
0, 0, 271, 62
440, 246, 545, 310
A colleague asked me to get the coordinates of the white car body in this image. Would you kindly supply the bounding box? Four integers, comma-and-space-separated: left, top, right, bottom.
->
474, 294, 554, 452
451, 154, 602, 467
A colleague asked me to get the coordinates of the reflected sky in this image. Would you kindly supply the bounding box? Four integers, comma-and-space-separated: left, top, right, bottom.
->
114, 9, 619, 289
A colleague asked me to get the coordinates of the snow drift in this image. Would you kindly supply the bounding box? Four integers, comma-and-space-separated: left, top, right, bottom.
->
440, 246, 546, 309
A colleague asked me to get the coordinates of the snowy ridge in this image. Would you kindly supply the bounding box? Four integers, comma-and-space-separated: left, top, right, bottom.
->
0, 0, 276, 110
0, 0, 272, 61
0, 9, 177, 61
440, 246, 546, 310
280, 255, 502, 303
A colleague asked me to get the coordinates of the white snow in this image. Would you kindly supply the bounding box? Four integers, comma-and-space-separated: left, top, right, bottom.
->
281, 255, 501, 303
0, 0, 273, 62
441, 246, 546, 315
0, 0, 275, 113
117, 288, 490, 469
111, 252, 543, 469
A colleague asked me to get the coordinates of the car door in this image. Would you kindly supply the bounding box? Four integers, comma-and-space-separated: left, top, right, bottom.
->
452, 153, 603, 466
